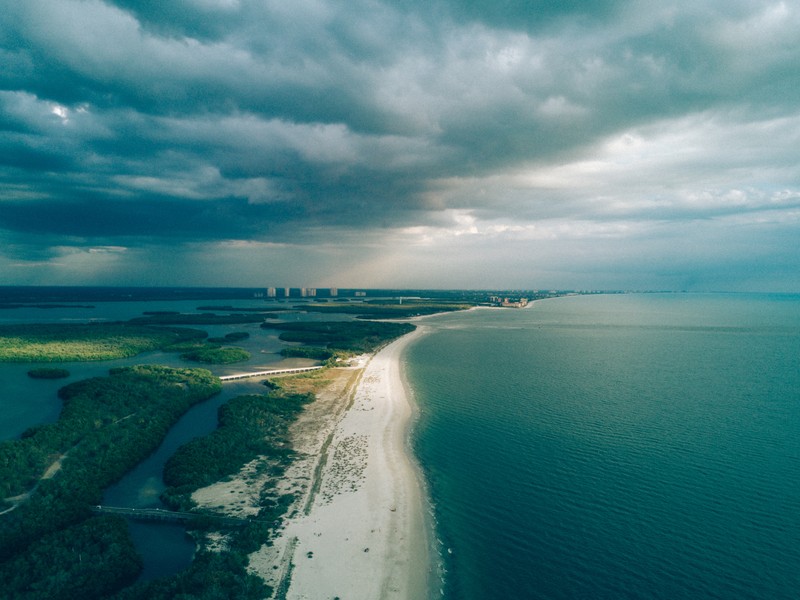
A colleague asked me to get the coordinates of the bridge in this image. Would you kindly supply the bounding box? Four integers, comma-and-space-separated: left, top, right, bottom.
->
91, 505, 252, 528
219, 366, 323, 382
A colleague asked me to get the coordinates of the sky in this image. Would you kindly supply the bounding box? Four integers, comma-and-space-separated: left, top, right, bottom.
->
1, 0, 799, 291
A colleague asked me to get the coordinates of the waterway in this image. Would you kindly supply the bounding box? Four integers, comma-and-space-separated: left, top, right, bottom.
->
0, 296, 308, 580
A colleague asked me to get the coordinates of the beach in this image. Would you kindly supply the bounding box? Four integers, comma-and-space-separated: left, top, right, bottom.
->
238, 327, 435, 599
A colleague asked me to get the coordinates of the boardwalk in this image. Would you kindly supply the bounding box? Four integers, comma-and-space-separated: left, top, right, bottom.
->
91, 505, 251, 527
219, 366, 323, 382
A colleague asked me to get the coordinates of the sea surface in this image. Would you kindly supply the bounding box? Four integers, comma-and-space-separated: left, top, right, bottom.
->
405, 293, 800, 600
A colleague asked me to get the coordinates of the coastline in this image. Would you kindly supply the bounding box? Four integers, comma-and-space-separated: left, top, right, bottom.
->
245, 326, 438, 599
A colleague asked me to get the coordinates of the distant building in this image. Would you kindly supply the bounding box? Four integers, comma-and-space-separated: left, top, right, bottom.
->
284, 287, 291, 298
330, 287, 338, 297
266, 287, 277, 298
488, 295, 528, 308
307, 288, 316, 297
500, 297, 528, 308
354, 291, 366, 297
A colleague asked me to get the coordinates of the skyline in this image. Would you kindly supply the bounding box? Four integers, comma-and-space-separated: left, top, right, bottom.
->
2, 1, 799, 292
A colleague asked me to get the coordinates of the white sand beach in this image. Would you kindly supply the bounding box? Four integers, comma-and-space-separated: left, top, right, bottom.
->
240, 327, 435, 599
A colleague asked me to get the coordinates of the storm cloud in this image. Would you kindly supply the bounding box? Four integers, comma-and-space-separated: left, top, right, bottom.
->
1, 0, 799, 290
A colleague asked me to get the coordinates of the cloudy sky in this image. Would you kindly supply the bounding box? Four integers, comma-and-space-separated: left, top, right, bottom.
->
1, 0, 799, 291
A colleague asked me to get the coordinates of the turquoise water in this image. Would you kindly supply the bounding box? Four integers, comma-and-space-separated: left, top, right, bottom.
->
406, 294, 800, 600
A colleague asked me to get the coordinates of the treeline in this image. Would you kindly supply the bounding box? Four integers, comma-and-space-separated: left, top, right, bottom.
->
207, 331, 250, 344
27, 367, 70, 379
0, 516, 141, 600
179, 346, 250, 364
127, 386, 315, 599
111, 549, 267, 600
0, 366, 222, 594
196, 305, 290, 313
161, 390, 312, 511
280, 346, 334, 361
128, 313, 265, 326
0, 323, 207, 362
0, 304, 95, 310
263, 320, 415, 353
298, 301, 474, 319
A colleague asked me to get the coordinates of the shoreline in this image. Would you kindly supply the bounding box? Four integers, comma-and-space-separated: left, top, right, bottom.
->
245, 326, 438, 599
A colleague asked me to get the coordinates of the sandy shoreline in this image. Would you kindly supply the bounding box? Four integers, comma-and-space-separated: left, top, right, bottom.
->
234, 327, 436, 599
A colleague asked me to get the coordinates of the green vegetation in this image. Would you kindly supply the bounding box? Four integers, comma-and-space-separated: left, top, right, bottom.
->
161, 390, 312, 511
263, 320, 415, 353
129, 313, 266, 326
180, 346, 250, 364
280, 346, 334, 361
112, 549, 267, 600
27, 367, 70, 379
133, 386, 316, 599
161, 340, 208, 353
0, 323, 207, 362
207, 331, 250, 344
0, 366, 221, 567
298, 301, 474, 319
0, 304, 95, 310
0, 516, 141, 599
197, 305, 290, 313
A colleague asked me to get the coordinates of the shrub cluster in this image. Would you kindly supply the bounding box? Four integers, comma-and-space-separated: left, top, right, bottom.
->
0, 366, 221, 587
262, 320, 415, 353
179, 346, 251, 364
0, 323, 206, 362
0, 516, 141, 600
279, 346, 334, 361
161, 391, 312, 510
129, 313, 265, 325
298, 301, 473, 319
27, 367, 70, 379
206, 331, 250, 344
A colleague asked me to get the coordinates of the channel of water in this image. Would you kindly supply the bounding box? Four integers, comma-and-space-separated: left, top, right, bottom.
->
0, 299, 311, 581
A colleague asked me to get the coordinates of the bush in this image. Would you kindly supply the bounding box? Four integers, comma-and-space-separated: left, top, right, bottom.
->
262, 321, 415, 353
0, 323, 206, 362
180, 346, 250, 364
27, 367, 70, 379
161, 391, 312, 506
279, 346, 333, 361
0, 366, 221, 560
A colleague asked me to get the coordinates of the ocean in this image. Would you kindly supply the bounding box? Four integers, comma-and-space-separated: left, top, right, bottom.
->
405, 293, 800, 600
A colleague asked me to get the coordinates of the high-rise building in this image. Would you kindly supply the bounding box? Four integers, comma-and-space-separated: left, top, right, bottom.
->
266, 287, 277, 298
330, 287, 338, 297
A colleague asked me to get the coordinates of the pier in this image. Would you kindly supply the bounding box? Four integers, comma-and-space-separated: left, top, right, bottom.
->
219, 366, 323, 381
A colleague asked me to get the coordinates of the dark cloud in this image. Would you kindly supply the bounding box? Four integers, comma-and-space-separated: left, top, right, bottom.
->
1, 0, 799, 290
